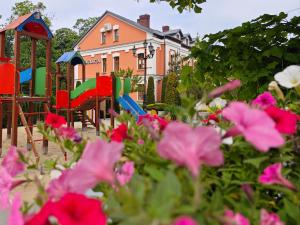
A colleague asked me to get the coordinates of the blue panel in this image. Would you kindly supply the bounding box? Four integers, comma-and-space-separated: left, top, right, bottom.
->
20, 68, 32, 84
56, 51, 85, 66
123, 95, 146, 116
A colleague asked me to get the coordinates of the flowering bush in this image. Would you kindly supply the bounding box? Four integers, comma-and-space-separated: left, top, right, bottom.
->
1, 65, 300, 225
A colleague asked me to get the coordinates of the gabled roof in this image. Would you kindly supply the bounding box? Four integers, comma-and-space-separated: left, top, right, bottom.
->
56, 51, 85, 66
74, 10, 164, 48
0, 12, 53, 39
182, 33, 193, 41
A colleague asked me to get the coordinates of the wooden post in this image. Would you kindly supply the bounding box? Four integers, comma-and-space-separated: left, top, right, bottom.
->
43, 39, 51, 154
95, 72, 100, 136
7, 105, 12, 139
0, 102, 3, 156
55, 64, 60, 114
111, 72, 116, 128
66, 63, 71, 127
11, 31, 20, 146
28, 38, 36, 150
0, 32, 5, 57
82, 64, 86, 130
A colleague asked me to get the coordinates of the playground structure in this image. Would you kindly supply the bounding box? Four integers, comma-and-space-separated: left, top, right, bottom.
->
0, 12, 52, 162
0, 12, 147, 162
55, 51, 115, 135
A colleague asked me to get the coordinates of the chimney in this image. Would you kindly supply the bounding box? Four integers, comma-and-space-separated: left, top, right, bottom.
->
137, 14, 150, 28
162, 26, 170, 32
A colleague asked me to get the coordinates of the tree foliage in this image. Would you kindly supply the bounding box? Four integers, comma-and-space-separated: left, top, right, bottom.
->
73, 17, 99, 37
165, 72, 180, 106
148, 0, 206, 13
190, 13, 300, 100
147, 76, 155, 105
161, 76, 168, 103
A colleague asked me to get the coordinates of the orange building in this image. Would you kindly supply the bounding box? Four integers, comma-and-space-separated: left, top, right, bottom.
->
74, 11, 194, 102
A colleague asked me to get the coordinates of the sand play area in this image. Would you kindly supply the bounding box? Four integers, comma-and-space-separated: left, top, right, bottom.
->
1, 120, 112, 204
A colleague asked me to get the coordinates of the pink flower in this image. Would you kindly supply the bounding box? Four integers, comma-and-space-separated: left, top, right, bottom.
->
252, 92, 276, 109
258, 163, 295, 190
208, 79, 241, 99
8, 193, 24, 225
138, 114, 168, 132
2, 146, 25, 177
57, 127, 81, 142
260, 209, 284, 225
116, 161, 135, 186
172, 216, 198, 225
158, 122, 223, 177
222, 102, 284, 152
137, 139, 145, 145
224, 210, 250, 225
47, 140, 123, 199
0, 168, 13, 209
265, 106, 298, 135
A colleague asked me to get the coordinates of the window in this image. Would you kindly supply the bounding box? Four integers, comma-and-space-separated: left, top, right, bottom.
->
113, 56, 119, 71
170, 54, 176, 64
102, 58, 107, 73
137, 84, 145, 101
138, 53, 145, 70
114, 29, 119, 42
185, 39, 189, 45
101, 32, 106, 44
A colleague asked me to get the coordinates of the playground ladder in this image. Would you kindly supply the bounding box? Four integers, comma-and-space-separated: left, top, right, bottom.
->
18, 103, 50, 164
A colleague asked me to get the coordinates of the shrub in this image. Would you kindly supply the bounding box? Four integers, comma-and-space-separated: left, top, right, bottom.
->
146, 76, 155, 105
165, 72, 180, 106
161, 76, 168, 103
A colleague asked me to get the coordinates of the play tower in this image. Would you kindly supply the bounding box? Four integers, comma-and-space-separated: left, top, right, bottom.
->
0, 12, 52, 162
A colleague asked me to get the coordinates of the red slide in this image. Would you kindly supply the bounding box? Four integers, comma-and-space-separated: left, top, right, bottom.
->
56, 76, 112, 110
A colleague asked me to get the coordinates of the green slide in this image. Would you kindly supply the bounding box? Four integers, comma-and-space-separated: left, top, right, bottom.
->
71, 78, 96, 99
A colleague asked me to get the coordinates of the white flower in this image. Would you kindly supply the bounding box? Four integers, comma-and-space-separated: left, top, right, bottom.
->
209, 97, 227, 109
274, 65, 300, 88
195, 101, 209, 112
215, 126, 233, 145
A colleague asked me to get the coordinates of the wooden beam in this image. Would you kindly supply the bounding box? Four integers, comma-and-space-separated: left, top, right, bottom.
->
95, 72, 100, 136
82, 64, 86, 82
20, 31, 49, 41
30, 39, 37, 96
56, 64, 60, 114
45, 40, 52, 98
111, 72, 116, 128
66, 63, 71, 127
0, 32, 5, 57
11, 31, 20, 146
0, 103, 3, 156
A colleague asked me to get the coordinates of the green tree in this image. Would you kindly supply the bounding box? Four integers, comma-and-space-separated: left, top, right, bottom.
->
191, 13, 300, 100
148, 0, 205, 13
147, 76, 155, 105
73, 17, 99, 37
165, 72, 180, 106
161, 76, 168, 103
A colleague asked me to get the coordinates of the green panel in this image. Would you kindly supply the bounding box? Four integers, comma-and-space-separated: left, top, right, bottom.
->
123, 78, 131, 95
71, 78, 96, 99
34, 67, 46, 96
115, 77, 121, 99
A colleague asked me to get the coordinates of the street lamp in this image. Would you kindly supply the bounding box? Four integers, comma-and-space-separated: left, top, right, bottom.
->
132, 40, 155, 111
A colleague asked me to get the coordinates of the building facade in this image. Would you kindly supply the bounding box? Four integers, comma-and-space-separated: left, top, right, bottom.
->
74, 11, 194, 102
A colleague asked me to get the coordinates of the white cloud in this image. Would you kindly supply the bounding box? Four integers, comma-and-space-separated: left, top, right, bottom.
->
0, 0, 299, 36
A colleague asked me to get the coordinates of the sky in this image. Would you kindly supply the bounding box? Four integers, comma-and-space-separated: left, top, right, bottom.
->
0, 0, 299, 37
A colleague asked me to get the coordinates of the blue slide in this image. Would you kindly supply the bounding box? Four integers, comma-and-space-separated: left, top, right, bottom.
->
20, 68, 32, 84
118, 95, 147, 119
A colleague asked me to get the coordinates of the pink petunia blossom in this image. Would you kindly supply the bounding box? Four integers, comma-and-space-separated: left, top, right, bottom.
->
116, 161, 135, 186
208, 79, 241, 99
47, 140, 123, 199
138, 114, 168, 132
158, 122, 223, 177
0, 168, 13, 209
57, 127, 81, 142
265, 106, 298, 135
222, 102, 284, 152
172, 216, 199, 225
258, 163, 295, 190
2, 146, 25, 177
8, 193, 24, 225
224, 210, 250, 225
252, 92, 276, 109
260, 209, 284, 225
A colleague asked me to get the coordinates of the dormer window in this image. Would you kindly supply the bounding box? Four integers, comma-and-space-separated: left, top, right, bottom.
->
176, 34, 180, 39
185, 39, 189, 46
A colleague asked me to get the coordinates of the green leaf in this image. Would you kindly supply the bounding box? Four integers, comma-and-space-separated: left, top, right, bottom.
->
244, 156, 269, 169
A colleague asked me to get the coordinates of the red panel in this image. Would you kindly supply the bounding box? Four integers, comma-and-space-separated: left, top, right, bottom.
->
96, 76, 112, 96
0, 57, 12, 63
56, 90, 69, 109
24, 22, 48, 37
71, 89, 96, 108
0, 63, 15, 95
